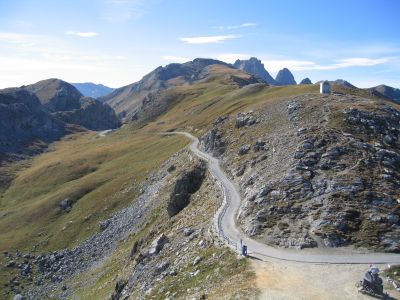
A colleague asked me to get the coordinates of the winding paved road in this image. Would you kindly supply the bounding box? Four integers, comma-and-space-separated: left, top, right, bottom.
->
169, 132, 400, 264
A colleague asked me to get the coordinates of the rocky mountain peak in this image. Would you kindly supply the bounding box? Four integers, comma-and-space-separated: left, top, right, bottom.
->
23, 78, 82, 112
233, 57, 276, 85
275, 68, 296, 85
299, 78, 312, 85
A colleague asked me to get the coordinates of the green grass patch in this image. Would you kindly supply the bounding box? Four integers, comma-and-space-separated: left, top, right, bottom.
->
0, 129, 187, 253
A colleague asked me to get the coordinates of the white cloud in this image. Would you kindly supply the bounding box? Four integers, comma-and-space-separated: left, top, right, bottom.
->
180, 34, 240, 44
0, 31, 130, 88
162, 55, 191, 63
216, 53, 249, 63
334, 57, 393, 68
66, 31, 99, 37
216, 23, 257, 30
261, 57, 397, 72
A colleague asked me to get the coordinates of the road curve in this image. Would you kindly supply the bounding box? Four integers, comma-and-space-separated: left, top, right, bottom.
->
168, 132, 400, 264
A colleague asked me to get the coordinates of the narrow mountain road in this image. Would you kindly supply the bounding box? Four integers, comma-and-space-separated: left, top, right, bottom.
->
170, 131, 400, 264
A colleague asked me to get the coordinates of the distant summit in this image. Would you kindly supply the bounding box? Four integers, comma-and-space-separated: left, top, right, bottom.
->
315, 79, 357, 89
24, 78, 82, 112
233, 57, 276, 85
368, 84, 400, 104
23, 78, 120, 130
299, 78, 312, 84
275, 68, 296, 85
332, 79, 356, 89
72, 82, 114, 99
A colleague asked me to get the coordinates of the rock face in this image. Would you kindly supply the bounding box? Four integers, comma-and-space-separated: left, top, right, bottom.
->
148, 234, 169, 256
203, 93, 400, 252
71, 82, 114, 99
53, 97, 121, 131
200, 117, 227, 156
299, 78, 312, 85
0, 79, 120, 162
167, 162, 206, 217
233, 57, 276, 85
0, 88, 65, 161
24, 78, 82, 112
24, 79, 120, 131
368, 84, 400, 104
275, 68, 296, 85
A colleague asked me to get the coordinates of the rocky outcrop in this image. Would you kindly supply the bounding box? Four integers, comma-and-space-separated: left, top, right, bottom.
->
233, 57, 276, 85
235, 111, 257, 128
167, 162, 206, 217
200, 117, 227, 156
24, 79, 121, 130
0, 88, 65, 161
53, 97, 120, 130
0, 80, 120, 162
213, 93, 400, 251
275, 68, 296, 85
299, 78, 312, 85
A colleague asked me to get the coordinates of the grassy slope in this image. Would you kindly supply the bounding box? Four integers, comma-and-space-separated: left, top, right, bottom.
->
0, 128, 187, 253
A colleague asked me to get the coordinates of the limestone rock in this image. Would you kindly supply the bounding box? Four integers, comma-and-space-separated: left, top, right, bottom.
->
148, 234, 169, 256
275, 68, 296, 85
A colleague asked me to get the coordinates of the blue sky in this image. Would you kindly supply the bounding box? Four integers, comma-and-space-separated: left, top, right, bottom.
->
0, 0, 399, 88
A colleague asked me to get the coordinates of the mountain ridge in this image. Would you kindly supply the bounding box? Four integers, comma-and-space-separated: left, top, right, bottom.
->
100, 58, 262, 122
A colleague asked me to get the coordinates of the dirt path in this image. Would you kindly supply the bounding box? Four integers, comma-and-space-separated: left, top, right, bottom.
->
172, 131, 400, 264
252, 259, 400, 300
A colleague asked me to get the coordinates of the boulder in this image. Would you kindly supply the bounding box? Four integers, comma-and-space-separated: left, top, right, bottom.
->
193, 256, 202, 266
254, 139, 266, 151
238, 145, 251, 155
167, 162, 206, 217
154, 261, 170, 275
235, 112, 256, 128
59, 198, 73, 212
183, 228, 194, 236
148, 234, 169, 256
99, 219, 111, 231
